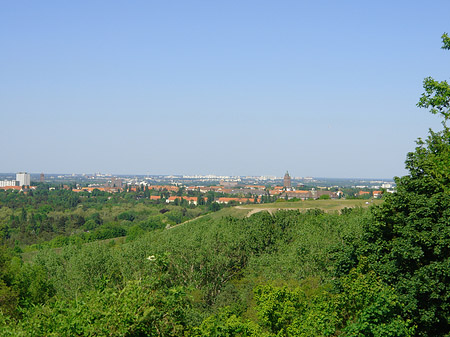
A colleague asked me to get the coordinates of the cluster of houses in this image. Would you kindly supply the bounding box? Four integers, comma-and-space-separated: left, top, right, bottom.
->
71, 188, 261, 205
359, 190, 383, 198
0, 185, 36, 192
0, 178, 384, 202
164, 196, 260, 205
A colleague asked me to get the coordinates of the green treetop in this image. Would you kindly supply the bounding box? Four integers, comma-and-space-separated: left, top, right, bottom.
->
417, 33, 450, 121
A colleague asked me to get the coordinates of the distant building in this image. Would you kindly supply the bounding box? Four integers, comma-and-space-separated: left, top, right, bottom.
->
16, 172, 30, 187
40, 173, 45, 182
103, 177, 123, 189
283, 171, 292, 189
0, 180, 18, 187
373, 190, 382, 198
220, 180, 238, 188
217, 197, 260, 204
282, 190, 337, 200
358, 191, 370, 197
229, 188, 266, 197
166, 196, 199, 205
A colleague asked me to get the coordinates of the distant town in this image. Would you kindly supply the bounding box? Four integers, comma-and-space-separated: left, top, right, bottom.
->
0, 171, 395, 204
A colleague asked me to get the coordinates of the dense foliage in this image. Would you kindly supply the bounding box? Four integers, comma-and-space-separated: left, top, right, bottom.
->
0, 187, 205, 249
335, 33, 450, 336
2, 208, 413, 336
334, 126, 450, 336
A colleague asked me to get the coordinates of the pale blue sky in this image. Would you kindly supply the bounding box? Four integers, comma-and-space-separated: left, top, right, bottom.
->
1, 1, 449, 178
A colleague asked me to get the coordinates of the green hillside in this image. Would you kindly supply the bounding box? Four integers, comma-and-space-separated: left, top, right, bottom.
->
3, 207, 401, 336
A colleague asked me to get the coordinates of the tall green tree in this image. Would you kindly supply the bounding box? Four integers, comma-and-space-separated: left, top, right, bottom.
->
339, 33, 450, 336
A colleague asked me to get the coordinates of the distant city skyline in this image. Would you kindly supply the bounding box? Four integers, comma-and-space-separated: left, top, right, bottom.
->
1, 1, 448, 178
0, 171, 397, 182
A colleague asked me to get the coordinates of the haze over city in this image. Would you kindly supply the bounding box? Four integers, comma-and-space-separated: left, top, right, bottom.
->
1, 1, 449, 178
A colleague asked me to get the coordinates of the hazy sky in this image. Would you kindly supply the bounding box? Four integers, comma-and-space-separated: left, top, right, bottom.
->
1, 1, 449, 178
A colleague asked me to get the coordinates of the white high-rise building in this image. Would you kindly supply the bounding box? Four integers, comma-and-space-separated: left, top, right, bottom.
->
16, 172, 30, 187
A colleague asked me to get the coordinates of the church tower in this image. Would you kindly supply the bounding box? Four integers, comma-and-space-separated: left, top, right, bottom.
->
283, 171, 292, 189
